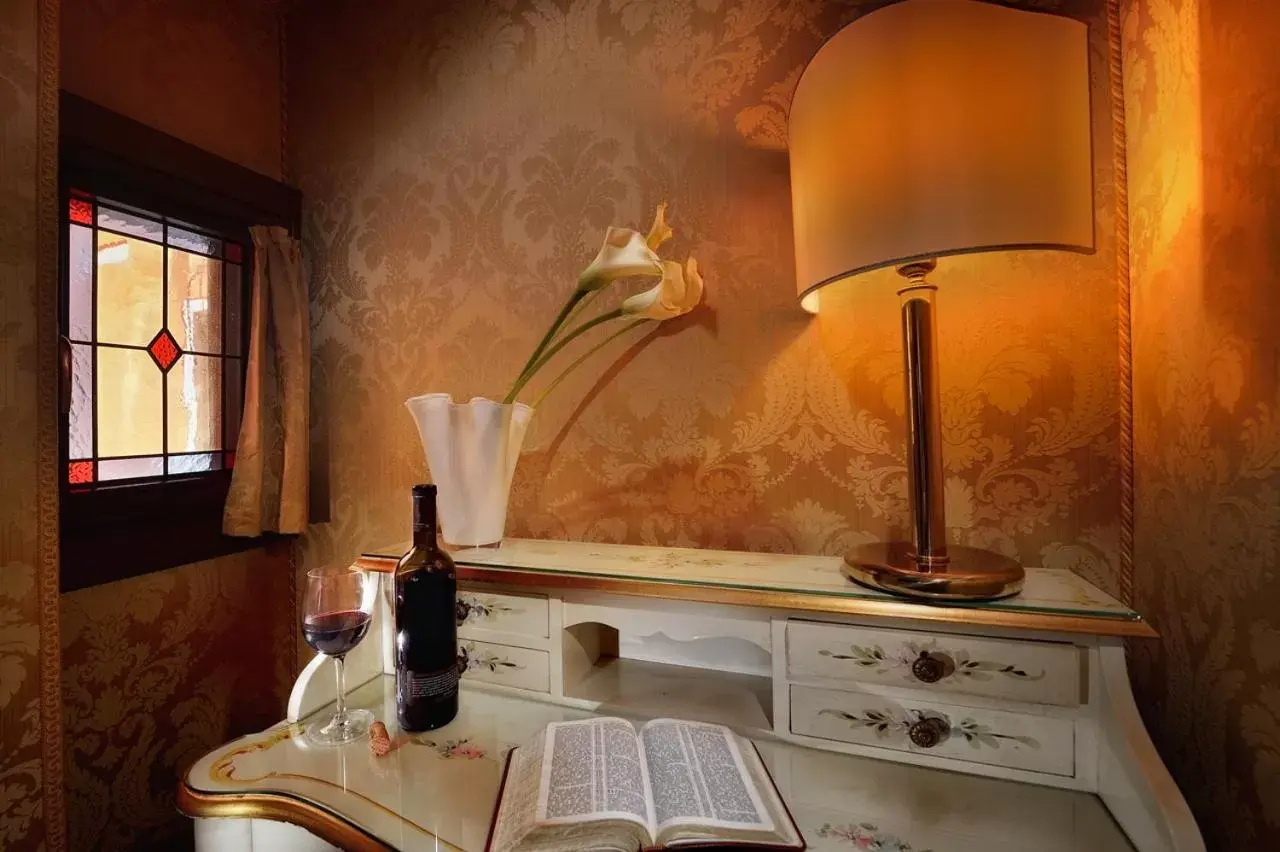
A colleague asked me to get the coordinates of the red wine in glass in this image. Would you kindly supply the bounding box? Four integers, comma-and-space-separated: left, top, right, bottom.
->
302, 609, 372, 657
302, 568, 376, 746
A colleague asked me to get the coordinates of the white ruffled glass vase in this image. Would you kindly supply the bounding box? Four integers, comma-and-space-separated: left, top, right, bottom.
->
404, 394, 534, 548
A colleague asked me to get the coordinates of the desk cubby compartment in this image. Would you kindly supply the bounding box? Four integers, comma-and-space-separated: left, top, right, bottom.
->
790, 684, 1076, 777
560, 599, 773, 730
787, 619, 1085, 707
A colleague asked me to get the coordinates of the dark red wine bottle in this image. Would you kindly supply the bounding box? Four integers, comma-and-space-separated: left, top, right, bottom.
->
395, 484, 459, 732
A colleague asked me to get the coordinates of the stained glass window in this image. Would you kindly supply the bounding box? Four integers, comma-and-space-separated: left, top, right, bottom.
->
63, 192, 245, 485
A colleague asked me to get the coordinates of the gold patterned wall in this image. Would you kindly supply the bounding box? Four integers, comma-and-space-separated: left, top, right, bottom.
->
61, 0, 284, 179
290, 0, 1125, 594
1, 0, 62, 849
1124, 0, 1280, 847
58, 1, 294, 849
61, 546, 295, 851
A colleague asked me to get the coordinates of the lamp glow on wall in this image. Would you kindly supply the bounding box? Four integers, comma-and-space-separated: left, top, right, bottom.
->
789, 0, 1095, 600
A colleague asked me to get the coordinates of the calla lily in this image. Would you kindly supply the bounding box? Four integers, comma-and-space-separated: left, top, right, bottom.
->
646, 202, 673, 251
577, 227, 663, 291
506, 204, 705, 405
621, 258, 703, 320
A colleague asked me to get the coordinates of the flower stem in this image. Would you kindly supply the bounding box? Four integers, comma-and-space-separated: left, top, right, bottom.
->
505, 290, 586, 404
507, 308, 624, 403
531, 320, 648, 408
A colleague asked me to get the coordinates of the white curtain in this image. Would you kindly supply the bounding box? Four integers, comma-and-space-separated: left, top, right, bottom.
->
223, 225, 309, 536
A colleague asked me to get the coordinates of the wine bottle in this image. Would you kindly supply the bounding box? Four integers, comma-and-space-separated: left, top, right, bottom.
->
394, 484, 459, 731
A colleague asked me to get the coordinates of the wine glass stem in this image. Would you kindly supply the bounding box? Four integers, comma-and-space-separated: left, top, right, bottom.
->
333, 655, 348, 728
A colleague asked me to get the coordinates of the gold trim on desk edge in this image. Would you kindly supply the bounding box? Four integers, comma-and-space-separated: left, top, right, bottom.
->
177, 782, 401, 852
353, 554, 1158, 639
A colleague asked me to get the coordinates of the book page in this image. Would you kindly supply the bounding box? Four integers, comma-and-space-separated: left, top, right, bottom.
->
535, 717, 653, 834
639, 719, 775, 835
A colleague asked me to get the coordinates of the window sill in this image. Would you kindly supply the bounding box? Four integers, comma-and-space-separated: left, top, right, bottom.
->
60, 473, 295, 592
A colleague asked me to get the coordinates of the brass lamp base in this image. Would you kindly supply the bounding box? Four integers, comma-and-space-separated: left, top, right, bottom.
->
843, 542, 1025, 601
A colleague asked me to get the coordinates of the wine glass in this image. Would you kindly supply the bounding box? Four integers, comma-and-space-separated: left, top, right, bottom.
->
302, 567, 377, 745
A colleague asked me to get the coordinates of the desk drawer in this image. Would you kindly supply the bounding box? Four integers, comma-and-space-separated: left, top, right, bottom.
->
787, 620, 1082, 707
790, 684, 1075, 777
457, 589, 548, 638
458, 640, 549, 693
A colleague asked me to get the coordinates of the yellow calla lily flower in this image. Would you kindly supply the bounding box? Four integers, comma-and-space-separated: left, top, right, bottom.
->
577, 227, 663, 291
621, 257, 703, 320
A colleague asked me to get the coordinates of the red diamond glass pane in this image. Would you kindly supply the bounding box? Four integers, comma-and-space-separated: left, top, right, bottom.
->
68, 461, 94, 484
69, 198, 93, 225
225, 451, 236, 469
225, 241, 243, 263
148, 329, 181, 371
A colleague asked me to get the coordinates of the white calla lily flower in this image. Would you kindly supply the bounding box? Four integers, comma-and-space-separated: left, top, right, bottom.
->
577, 227, 663, 291
621, 257, 703, 320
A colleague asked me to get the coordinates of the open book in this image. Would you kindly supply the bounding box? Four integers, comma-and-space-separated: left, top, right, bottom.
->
486, 717, 804, 852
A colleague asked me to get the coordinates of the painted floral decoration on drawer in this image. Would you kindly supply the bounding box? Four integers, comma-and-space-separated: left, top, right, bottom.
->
458, 642, 526, 674
816, 822, 933, 851
818, 707, 1041, 751
417, 736, 487, 760
817, 641, 1045, 683
456, 594, 523, 626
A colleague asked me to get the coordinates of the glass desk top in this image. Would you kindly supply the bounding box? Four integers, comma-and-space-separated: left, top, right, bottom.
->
182, 677, 1136, 852
356, 538, 1152, 638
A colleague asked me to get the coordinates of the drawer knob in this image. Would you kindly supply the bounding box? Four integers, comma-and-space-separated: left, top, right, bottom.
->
907, 716, 951, 749
910, 650, 952, 684
456, 598, 472, 625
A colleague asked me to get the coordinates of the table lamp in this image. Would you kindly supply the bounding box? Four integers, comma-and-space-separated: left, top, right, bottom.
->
788, 0, 1095, 600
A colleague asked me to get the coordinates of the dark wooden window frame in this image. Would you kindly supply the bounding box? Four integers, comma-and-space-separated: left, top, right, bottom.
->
59, 93, 301, 592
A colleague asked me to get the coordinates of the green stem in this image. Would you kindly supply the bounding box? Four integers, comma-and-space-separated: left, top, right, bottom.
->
507, 308, 624, 403
531, 320, 648, 408
505, 290, 586, 404
562, 287, 602, 330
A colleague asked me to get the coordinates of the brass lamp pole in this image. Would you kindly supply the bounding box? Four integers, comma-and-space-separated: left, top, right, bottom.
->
787, 0, 1096, 601
844, 260, 1024, 600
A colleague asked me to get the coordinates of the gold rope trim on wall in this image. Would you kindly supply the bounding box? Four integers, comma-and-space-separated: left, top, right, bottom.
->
36, 0, 67, 846
1107, 0, 1135, 606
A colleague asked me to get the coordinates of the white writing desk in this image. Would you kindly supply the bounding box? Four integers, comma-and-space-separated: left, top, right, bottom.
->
178, 539, 1203, 852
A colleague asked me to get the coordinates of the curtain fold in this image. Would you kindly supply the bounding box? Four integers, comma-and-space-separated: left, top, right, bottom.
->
223, 225, 309, 536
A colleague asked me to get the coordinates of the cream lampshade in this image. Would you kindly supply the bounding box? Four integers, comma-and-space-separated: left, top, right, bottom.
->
788, 0, 1095, 600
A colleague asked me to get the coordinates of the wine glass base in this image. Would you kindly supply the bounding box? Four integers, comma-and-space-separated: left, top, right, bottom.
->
306, 708, 374, 746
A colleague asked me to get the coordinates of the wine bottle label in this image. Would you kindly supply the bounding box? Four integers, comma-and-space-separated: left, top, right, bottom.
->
404, 665, 459, 700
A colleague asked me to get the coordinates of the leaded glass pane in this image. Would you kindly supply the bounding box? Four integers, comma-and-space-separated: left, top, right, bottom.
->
169, 248, 223, 354
68, 224, 93, 340
97, 205, 164, 242
168, 224, 222, 257
97, 347, 162, 457
96, 232, 162, 346
99, 456, 164, 481
168, 453, 221, 475
69, 343, 93, 459
168, 354, 222, 453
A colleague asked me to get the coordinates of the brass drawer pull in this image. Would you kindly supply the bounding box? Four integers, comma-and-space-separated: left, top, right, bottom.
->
910, 650, 954, 684
907, 716, 951, 749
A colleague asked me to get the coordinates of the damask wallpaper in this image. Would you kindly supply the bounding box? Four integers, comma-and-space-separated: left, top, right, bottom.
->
55, 1, 295, 849
1, 0, 61, 849
60, 546, 295, 851
289, 0, 1127, 604
1124, 0, 1280, 848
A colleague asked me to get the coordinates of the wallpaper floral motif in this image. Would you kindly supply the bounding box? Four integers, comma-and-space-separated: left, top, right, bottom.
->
60, 547, 295, 851
1124, 0, 1280, 848
0, 0, 57, 848
290, 0, 1126, 602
